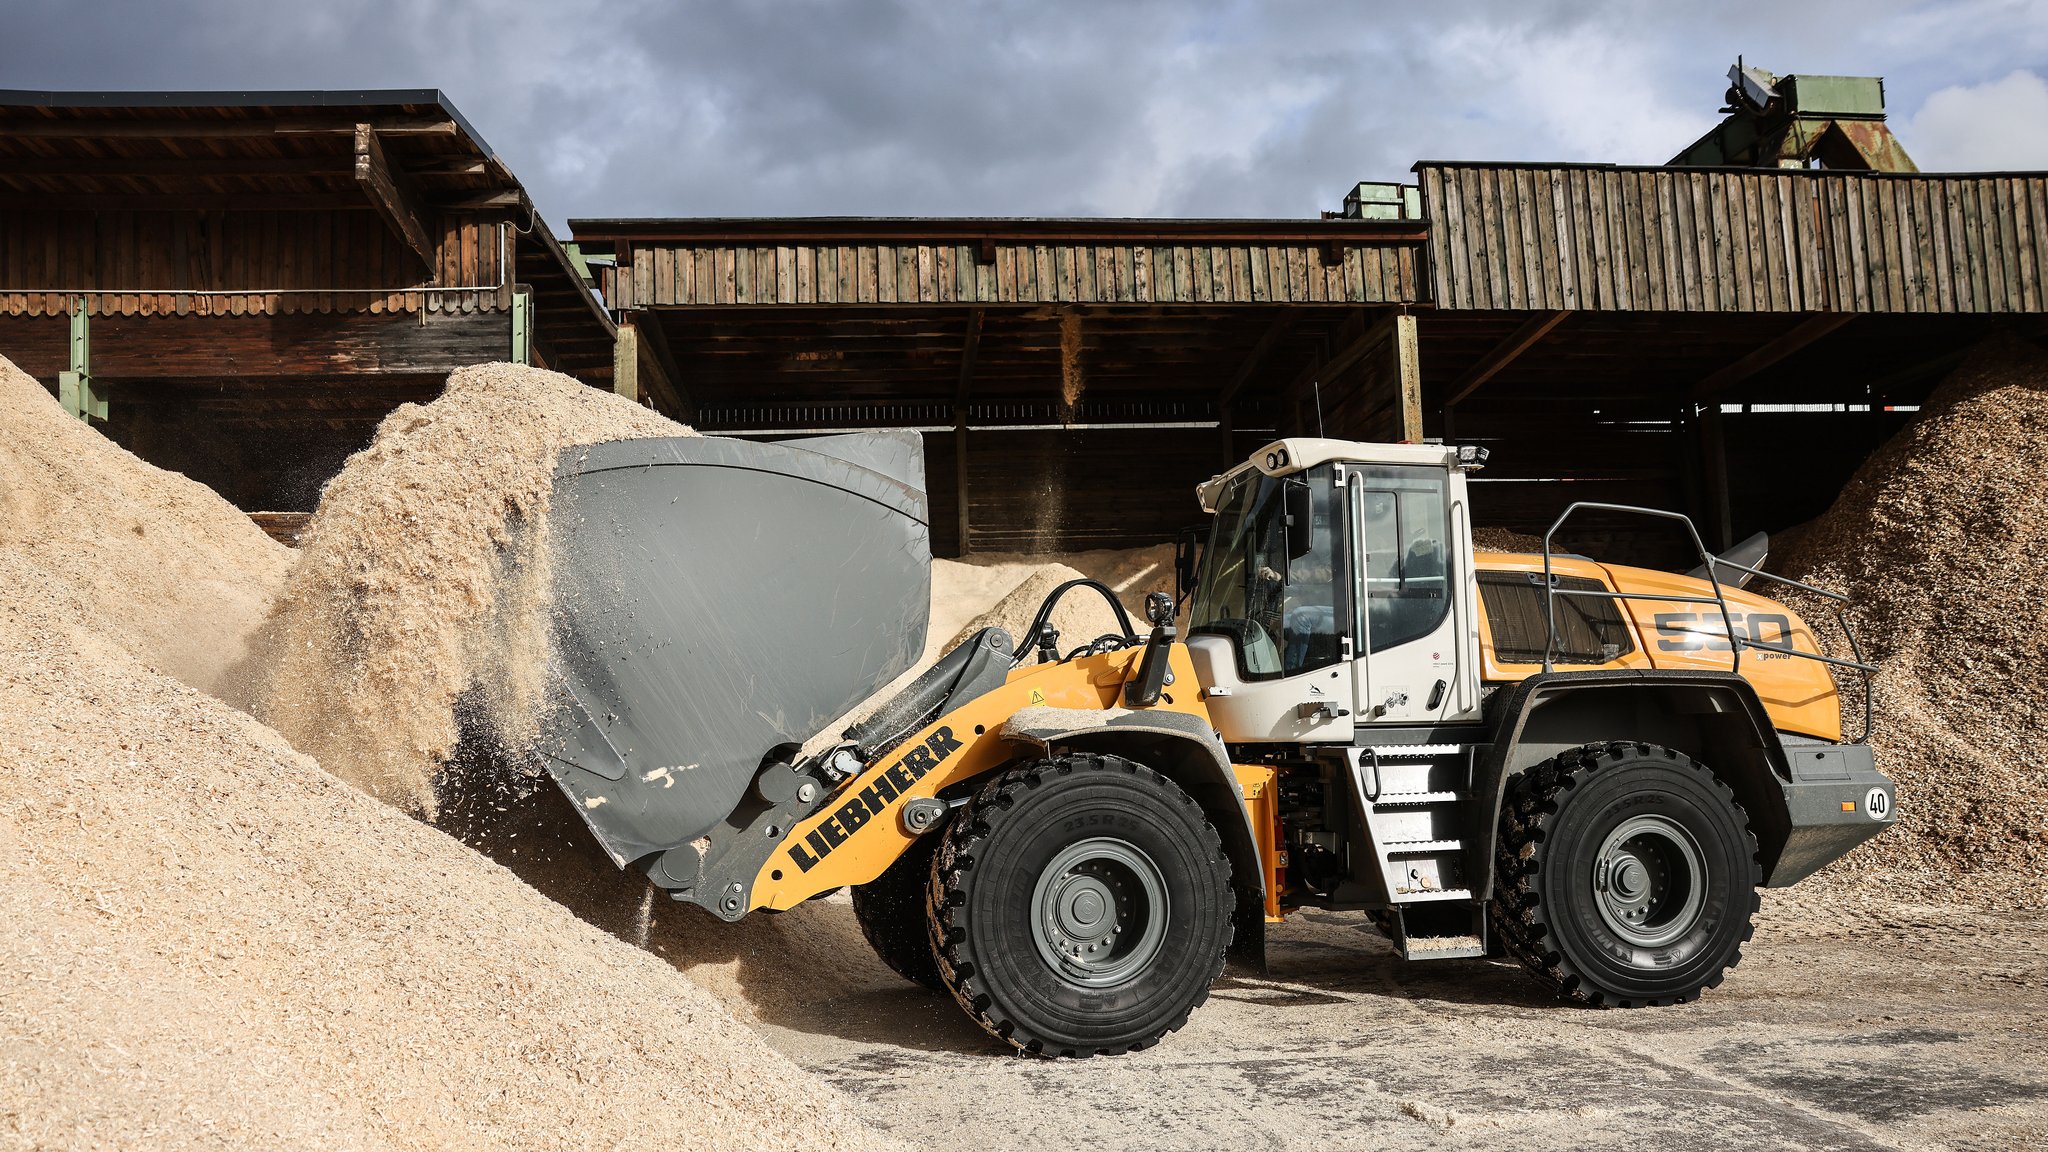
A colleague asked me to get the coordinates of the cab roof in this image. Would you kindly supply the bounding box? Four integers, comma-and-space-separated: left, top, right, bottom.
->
1197, 438, 1457, 511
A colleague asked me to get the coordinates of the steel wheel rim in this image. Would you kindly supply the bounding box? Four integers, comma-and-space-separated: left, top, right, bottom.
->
1592, 814, 1706, 949
1029, 836, 1170, 988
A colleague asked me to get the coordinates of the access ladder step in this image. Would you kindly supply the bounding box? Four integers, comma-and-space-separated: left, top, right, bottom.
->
1384, 838, 1462, 856
1401, 933, 1487, 960
1373, 790, 1462, 806
1391, 886, 1473, 902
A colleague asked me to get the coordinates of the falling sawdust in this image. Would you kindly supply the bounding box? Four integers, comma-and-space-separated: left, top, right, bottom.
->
244, 363, 692, 815
1058, 308, 1085, 424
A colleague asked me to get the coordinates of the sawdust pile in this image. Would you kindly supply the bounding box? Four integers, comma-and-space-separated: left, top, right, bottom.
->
948, 563, 1131, 653
1471, 526, 1547, 553
245, 363, 691, 815
0, 574, 894, 1152
0, 354, 293, 695
0, 377, 894, 1150
1779, 336, 2048, 905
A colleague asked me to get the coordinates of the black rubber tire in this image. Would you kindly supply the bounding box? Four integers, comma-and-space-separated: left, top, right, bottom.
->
850, 829, 945, 992
929, 754, 1233, 1057
1489, 742, 1761, 1008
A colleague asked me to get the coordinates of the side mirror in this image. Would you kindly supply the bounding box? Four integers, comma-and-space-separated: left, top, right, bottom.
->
1174, 525, 1203, 606
1284, 478, 1314, 560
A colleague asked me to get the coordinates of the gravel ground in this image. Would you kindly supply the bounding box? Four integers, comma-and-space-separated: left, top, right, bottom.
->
454, 778, 2048, 1152
750, 893, 2048, 1152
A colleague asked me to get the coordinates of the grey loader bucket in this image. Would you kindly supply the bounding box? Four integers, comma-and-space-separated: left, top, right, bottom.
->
538, 431, 930, 867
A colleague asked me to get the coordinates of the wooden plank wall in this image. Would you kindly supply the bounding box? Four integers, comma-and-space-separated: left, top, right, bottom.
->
0, 210, 510, 316
958, 428, 1218, 553
606, 240, 1424, 308
1419, 164, 2048, 314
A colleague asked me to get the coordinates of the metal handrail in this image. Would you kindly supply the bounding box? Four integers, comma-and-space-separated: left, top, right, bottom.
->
1539, 501, 1876, 743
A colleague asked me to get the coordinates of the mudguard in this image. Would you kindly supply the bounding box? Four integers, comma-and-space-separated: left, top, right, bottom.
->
1001, 706, 1268, 965
1469, 668, 1895, 894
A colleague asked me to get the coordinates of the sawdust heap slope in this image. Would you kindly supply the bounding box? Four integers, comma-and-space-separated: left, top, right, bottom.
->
947, 562, 1141, 653
0, 353, 291, 695
0, 563, 894, 1151
1779, 336, 2048, 904
249, 363, 691, 814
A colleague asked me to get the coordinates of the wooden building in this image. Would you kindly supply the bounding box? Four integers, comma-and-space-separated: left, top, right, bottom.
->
4, 88, 2040, 563
571, 214, 1432, 554
578, 164, 2045, 562
1412, 162, 2046, 559
0, 91, 623, 512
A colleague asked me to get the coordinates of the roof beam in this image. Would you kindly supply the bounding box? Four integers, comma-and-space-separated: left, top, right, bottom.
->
0, 116, 457, 138
441, 189, 522, 210
1292, 308, 1389, 389
1444, 309, 1571, 407
0, 192, 375, 212
954, 307, 984, 412
632, 314, 691, 421
1691, 314, 1855, 399
353, 123, 436, 272
1218, 311, 1297, 406
570, 219, 1427, 247
0, 155, 349, 177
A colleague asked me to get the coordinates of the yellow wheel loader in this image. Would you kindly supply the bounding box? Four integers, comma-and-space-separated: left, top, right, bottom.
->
538, 432, 1894, 1057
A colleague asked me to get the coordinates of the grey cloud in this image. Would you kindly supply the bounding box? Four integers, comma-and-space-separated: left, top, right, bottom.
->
2, 0, 2044, 225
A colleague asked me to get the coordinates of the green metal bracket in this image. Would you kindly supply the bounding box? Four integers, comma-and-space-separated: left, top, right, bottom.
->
511, 288, 533, 366
562, 241, 596, 287
57, 298, 106, 422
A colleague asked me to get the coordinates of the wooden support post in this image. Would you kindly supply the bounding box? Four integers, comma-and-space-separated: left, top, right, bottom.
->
1444, 310, 1570, 408
954, 427, 971, 557
1699, 403, 1734, 551
1393, 312, 1422, 443
954, 308, 984, 555
612, 323, 640, 403
353, 123, 436, 273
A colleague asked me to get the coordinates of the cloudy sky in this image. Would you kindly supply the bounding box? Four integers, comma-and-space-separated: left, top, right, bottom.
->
6, 0, 2046, 224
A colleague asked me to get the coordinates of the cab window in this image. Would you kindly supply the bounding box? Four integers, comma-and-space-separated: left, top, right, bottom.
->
1189, 464, 1350, 681
1356, 466, 1450, 653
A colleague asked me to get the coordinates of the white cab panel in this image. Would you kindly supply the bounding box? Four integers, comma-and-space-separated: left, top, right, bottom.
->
1187, 633, 1355, 744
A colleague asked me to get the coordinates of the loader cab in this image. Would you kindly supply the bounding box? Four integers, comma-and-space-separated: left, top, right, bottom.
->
1184, 439, 1483, 744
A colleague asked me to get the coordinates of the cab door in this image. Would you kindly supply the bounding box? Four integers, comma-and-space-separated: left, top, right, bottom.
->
1346, 463, 1463, 726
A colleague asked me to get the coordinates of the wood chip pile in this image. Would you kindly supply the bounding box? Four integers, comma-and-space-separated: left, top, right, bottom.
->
1779, 336, 2048, 906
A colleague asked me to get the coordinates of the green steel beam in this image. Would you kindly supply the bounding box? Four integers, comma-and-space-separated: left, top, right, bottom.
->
511, 288, 533, 366
56, 298, 105, 421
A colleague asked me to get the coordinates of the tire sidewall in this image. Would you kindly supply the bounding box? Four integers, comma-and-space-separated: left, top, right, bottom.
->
959, 762, 1229, 1051
850, 829, 944, 989
1537, 755, 1754, 1000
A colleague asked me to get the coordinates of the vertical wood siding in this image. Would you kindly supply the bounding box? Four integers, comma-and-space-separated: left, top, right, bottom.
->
604, 241, 1425, 309
1418, 164, 2048, 314
0, 211, 510, 316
